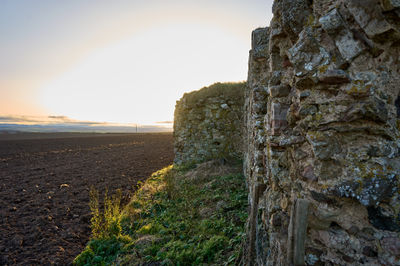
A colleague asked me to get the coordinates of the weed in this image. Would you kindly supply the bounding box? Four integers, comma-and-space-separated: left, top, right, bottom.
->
74, 188, 127, 265
88, 187, 101, 238
89, 187, 122, 239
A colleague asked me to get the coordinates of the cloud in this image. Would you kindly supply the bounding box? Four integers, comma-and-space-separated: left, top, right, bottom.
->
0, 116, 19, 122
155, 121, 173, 124
0, 115, 172, 133
48, 115, 68, 120
0, 115, 95, 125
0, 115, 42, 123
48, 115, 106, 126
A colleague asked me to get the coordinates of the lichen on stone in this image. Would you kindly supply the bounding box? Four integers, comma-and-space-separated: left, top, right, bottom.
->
243, 0, 400, 264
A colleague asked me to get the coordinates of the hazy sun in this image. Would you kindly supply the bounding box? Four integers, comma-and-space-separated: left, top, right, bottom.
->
39, 22, 249, 125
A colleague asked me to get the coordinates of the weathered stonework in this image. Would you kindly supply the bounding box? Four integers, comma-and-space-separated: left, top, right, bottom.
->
245, 0, 400, 265
174, 82, 245, 165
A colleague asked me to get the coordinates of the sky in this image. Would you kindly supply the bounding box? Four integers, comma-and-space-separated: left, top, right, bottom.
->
1, 0, 273, 126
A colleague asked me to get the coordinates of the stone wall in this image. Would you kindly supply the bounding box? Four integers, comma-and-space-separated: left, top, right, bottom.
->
245, 0, 400, 265
174, 82, 245, 165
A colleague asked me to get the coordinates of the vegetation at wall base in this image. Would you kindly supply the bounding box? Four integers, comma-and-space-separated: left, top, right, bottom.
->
74, 160, 248, 265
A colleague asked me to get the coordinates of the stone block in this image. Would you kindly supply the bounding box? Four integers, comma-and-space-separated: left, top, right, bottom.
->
318, 69, 350, 84
334, 31, 366, 61
308, 206, 340, 230
310, 190, 337, 205
269, 84, 291, 98
380, 0, 400, 11
281, 0, 313, 41
270, 102, 289, 135
347, 0, 393, 39
298, 105, 318, 117
271, 120, 288, 135
343, 71, 377, 96
253, 102, 267, 114
269, 51, 284, 72
368, 206, 400, 232
330, 174, 397, 207
252, 27, 270, 50
343, 97, 389, 122
269, 71, 282, 86
287, 199, 310, 265
270, 212, 283, 227
381, 237, 400, 255
295, 76, 318, 89
319, 8, 366, 61
271, 102, 289, 121
306, 131, 339, 160
288, 27, 330, 76
253, 44, 269, 60
299, 90, 311, 99
319, 8, 346, 35
278, 135, 305, 147
301, 165, 317, 181
342, 83, 371, 97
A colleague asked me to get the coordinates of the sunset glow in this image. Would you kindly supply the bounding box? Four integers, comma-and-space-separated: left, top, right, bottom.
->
1, 0, 273, 126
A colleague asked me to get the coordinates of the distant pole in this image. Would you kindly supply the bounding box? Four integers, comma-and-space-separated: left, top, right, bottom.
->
136, 124, 138, 133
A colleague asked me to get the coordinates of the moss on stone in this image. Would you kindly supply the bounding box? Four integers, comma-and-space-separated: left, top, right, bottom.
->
318, 65, 329, 74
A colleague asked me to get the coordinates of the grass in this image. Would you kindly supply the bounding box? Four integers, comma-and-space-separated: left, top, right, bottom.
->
74, 161, 248, 265
181, 82, 246, 107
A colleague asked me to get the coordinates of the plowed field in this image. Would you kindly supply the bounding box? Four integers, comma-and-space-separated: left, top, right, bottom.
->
0, 133, 174, 265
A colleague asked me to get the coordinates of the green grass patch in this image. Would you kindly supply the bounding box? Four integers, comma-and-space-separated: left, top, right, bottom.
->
74, 162, 248, 265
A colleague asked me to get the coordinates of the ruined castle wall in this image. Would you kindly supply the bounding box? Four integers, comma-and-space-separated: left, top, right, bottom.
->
174, 82, 245, 165
245, 0, 400, 265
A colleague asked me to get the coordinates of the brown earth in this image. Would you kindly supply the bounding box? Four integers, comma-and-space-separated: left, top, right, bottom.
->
0, 133, 174, 265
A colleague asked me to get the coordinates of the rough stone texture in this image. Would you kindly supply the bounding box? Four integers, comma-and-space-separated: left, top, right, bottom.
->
245, 0, 400, 265
174, 82, 245, 165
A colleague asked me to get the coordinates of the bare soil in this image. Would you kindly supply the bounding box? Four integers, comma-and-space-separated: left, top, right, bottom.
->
0, 133, 174, 265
